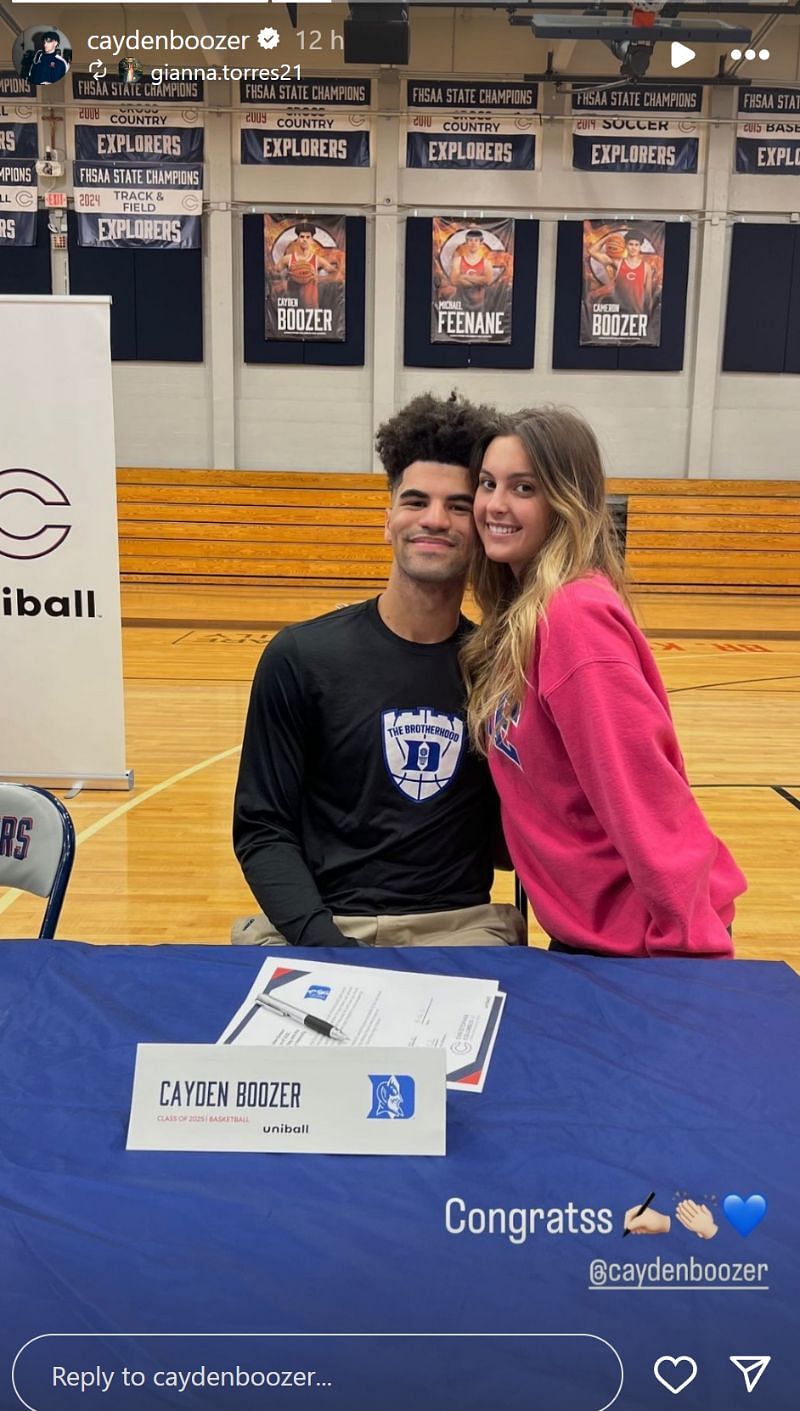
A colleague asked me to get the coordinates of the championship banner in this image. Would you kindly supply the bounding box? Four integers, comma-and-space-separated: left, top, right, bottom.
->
241, 113, 369, 167
0, 161, 37, 246
75, 214, 200, 249
572, 84, 701, 174
407, 81, 538, 111
431, 218, 514, 344
72, 74, 204, 103
73, 163, 203, 247
73, 105, 204, 164
572, 118, 699, 173
736, 87, 800, 173
406, 115, 535, 171
265, 215, 346, 341
0, 70, 32, 99
240, 77, 370, 106
581, 220, 664, 347
0, 296, 129, 789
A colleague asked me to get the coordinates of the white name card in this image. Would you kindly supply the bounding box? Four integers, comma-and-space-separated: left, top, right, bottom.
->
127, 1044, 446, 1156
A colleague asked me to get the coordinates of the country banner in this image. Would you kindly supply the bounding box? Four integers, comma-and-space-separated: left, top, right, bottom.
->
0, 159, 37, 244
580, 220, 664, 347
265, 215, 346, 341
431, 218, 514, 344
405, 114, 536, 170
75, 214, 200, 249
736, 87, 800, 173
241, 112, 370, 167
73, 104, 204, 164
572, 117, 698, 173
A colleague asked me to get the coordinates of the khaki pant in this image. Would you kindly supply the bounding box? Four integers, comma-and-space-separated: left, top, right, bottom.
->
231, 903, 527, 948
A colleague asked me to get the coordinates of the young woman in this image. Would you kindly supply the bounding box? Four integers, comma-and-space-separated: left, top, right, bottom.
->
461, 407, 745, 957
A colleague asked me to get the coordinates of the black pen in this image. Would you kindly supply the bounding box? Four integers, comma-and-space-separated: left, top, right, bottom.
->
623, 1190, 656, 1236
254, 992, 349, 1042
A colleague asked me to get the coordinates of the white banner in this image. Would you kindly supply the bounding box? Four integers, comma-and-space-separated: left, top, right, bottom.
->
0, 297, 130, 789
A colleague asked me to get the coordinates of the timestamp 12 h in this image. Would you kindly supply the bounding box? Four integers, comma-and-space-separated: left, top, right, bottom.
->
297, 30, 344, 53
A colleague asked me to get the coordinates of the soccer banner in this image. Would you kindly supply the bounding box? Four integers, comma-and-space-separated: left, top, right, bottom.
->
241, 114, 369, 167
572, 118, 698, 173
406, 115, 536, 171
75, 214, 200, 249
572, 83, 701, 173
265, 215, 346, 341
0, 161, 37, 246
73, 106, 204, 164
736, 88, 800, 173
240, 77, 370, 107
431, 218, 514, 344
581, 220, 664, 347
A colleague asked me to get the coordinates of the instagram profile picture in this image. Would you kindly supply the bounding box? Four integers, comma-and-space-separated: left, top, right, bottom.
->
12, 26, 73, 88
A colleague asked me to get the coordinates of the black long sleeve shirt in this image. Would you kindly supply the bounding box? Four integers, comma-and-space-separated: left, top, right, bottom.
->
233, 598, 497, 945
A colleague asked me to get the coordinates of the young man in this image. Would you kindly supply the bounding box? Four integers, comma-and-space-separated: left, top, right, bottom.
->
232, 392, 525, 948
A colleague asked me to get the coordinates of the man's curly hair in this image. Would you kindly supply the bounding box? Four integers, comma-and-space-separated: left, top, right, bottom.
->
375, 391, 495, 492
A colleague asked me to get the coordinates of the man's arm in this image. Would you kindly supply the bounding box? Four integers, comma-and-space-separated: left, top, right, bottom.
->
233, 632, 357, 946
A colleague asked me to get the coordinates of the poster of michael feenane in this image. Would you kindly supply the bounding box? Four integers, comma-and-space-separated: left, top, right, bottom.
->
431, 218, 514, 344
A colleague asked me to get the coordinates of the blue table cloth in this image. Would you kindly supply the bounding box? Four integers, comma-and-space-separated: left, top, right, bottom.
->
1, 940, 798, 1411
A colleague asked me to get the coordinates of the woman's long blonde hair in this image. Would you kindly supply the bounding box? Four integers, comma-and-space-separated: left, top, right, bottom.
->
461, 406, 630, 755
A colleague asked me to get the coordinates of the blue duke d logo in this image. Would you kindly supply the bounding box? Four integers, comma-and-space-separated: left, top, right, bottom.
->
367, 1074, 415, 1120
382, 707, 464, 802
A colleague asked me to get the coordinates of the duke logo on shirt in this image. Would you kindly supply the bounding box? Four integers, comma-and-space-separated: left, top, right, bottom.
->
382, 707, 464, 802
367, 1074, 415, 1120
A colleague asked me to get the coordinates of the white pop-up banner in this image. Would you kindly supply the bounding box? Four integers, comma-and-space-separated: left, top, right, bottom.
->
0, 296, 131, 788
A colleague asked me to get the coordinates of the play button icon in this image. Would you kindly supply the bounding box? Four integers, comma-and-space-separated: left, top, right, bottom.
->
671, 41, 696, 69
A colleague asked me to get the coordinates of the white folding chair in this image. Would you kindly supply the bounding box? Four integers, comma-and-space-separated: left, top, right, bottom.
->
0, 784, 75, 938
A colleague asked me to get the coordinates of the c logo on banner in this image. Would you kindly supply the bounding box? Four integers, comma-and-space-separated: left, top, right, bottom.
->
0, 468, 72, 559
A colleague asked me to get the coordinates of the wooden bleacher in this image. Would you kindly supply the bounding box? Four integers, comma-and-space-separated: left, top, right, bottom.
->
117, 470, 800, 594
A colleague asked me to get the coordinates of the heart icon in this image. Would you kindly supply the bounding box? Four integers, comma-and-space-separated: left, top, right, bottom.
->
654, 1356, 698, 1395
722, 1193, 767, 1236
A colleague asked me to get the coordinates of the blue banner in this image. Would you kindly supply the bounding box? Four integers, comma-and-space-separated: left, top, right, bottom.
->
407, 80, 537, 111
0, 123, 38, 159
573, 125, 698, 174
0, 211, 36, 245
75, 125, 204, 163
0, 70, 31, 98
73, 162, 203, 191
241, 128, 369, 167
72, 74, 203, 103
737, 88, 800, 172
240, 77, 370, 106
406, 131, 534, 170
76, 213, 200, 248
738, 86, 800, 116
572, 84, 702, 114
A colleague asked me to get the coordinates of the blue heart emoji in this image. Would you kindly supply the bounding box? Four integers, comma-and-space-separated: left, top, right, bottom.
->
722, 1193, 767, 1236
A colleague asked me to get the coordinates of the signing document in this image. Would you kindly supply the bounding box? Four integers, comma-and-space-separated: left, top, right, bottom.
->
219, 956, 506, 1092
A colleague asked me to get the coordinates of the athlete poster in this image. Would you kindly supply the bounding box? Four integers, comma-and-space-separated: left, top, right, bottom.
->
265, 215, 346, 341
431, 218, 514, 344
580, 220, 664, 347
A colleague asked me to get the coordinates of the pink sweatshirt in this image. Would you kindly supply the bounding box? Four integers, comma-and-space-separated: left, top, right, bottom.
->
487, 574, 745, 957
